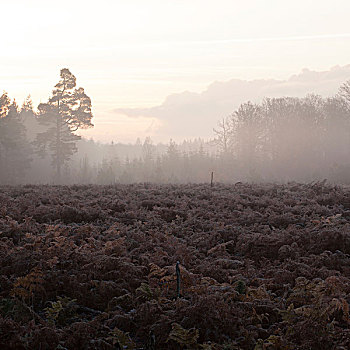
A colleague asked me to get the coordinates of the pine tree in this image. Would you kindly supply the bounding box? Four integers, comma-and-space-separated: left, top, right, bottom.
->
35, 68, 93, 182
0, 94, 32, 184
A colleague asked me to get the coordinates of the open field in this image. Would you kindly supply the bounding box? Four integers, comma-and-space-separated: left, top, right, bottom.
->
1, 183, 350, 349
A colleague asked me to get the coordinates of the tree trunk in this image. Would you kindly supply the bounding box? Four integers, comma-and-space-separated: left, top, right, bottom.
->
56, 98, 61, 183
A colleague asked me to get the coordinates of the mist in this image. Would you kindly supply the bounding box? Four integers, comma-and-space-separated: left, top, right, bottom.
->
115, 64, 350, 141
1, 74, 350, 185
4, 3, 350, 348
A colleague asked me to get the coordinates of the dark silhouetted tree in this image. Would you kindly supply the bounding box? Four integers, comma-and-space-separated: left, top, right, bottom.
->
0, 94, 32, 184
36, 68, 93, 182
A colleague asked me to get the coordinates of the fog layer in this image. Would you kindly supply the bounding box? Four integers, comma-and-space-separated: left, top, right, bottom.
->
1, 75, 350, 185
115, 65, 350, 140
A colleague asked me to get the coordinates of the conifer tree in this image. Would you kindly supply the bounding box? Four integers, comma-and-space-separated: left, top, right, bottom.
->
0, 94, 32, 184
36, 68, 93, 182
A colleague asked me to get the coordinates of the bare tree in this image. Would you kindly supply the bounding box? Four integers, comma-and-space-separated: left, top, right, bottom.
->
213, 117, 231, 155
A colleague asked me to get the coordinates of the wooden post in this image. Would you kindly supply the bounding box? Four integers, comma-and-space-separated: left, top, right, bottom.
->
210, 171, 214, 187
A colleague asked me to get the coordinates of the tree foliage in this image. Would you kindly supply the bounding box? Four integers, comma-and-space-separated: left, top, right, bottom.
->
36, 68, 93, 182
0, 93, 32, 184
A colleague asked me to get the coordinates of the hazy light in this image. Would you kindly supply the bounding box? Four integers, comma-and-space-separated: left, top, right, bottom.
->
2, 0, 350, 142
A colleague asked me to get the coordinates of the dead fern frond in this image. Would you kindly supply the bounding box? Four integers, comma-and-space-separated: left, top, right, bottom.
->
45, 296, 77, 325
11, 267, 44, 301
167, 322, 199, 349
148, 263, 166, 280
136, 282, 155, 301
246, 285, 270, 301
108, 328, 136, 349
329, 297, 350, 322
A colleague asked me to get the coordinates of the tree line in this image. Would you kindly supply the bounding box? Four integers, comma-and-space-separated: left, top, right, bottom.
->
1, 69, 350, 184
213, 81, 350, 182
1, 69, 93, 184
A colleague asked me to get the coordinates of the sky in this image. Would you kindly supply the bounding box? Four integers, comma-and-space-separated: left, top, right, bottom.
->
2, 0, 350, 143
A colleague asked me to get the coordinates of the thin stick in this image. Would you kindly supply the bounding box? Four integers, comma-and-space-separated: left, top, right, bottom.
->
210, 171, 214, 187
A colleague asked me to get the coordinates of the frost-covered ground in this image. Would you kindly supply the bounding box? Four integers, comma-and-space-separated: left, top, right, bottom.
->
1, 183, 350, 349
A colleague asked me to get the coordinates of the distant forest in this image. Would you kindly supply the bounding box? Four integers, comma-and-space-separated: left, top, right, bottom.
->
1, 69, 350, 185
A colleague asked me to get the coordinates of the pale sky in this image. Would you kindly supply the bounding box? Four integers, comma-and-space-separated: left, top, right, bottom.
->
2, 0, 350, 143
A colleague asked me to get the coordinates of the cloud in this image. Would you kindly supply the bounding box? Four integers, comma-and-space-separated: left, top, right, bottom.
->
115, 64, 350, 141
